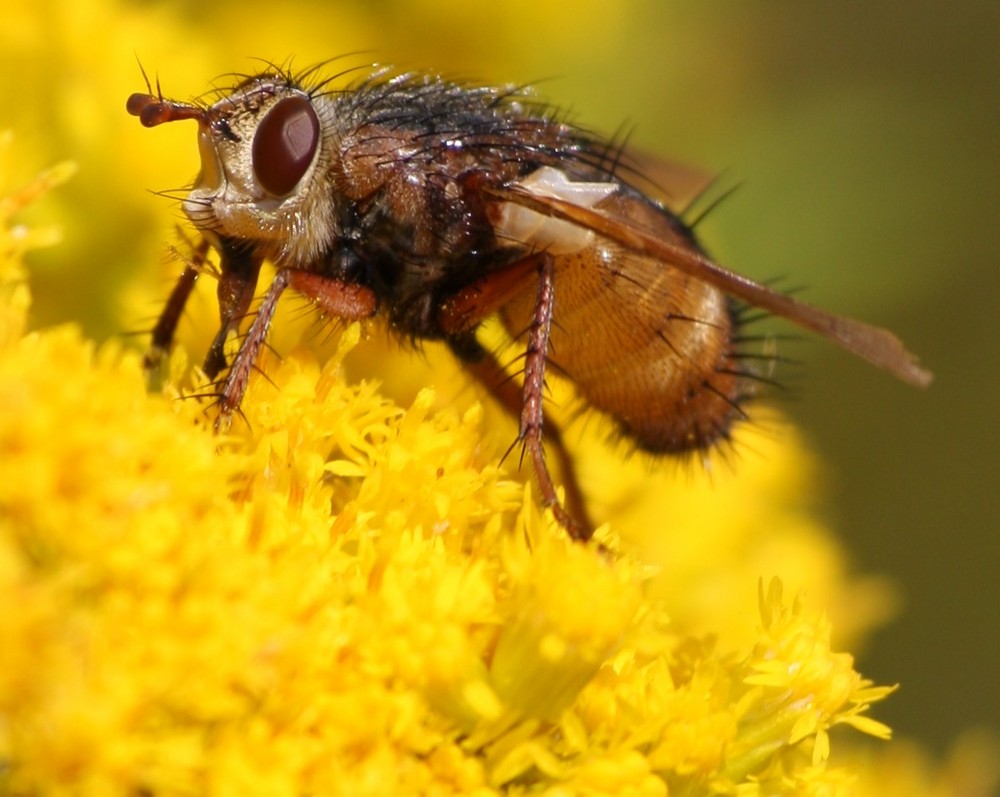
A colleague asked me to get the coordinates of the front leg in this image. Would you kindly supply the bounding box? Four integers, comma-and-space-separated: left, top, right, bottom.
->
144, 237, 209, 376
203, 238, 263, 379
214, 267, 378, 421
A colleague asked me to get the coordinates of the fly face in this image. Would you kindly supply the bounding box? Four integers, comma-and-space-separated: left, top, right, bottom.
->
130, 75, 337, 266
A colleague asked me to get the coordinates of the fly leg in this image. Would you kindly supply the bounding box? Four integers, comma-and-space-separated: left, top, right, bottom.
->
450, 336, 594, 539
440, 253, 593, 540
144, 237, 209, 375
214, 267, 378, 420
143, 236, 261, 384
203, 240, 263, 380
517, 254, 591, 538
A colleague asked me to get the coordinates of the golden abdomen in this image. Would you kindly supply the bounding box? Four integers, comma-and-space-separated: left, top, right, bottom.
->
500, 242, 745, 453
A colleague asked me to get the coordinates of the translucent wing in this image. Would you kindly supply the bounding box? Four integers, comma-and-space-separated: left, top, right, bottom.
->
612, 150, 720, 215
488, 181, 933, 389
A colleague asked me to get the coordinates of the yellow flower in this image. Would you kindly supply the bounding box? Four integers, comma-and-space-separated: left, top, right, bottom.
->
0, 140, 954, 797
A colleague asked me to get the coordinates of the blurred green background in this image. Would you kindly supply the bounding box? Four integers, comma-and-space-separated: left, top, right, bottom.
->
3, 0, 996, 757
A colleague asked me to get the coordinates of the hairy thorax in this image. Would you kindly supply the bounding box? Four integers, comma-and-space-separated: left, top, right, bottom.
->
330, 124, 529, 336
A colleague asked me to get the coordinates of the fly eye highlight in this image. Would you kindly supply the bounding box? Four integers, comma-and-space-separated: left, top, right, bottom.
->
252, 96, 320, 196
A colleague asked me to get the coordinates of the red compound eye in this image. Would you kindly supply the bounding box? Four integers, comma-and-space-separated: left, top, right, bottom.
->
252, 96, 320, 196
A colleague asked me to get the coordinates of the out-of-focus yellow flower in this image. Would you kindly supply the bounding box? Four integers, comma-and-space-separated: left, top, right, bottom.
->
0, 136, 964, 797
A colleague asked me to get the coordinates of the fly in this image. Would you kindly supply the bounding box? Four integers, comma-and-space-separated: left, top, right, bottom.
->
127, 63, 932, 540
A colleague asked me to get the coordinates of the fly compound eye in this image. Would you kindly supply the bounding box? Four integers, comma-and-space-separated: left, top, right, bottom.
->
251, 96, 320, 196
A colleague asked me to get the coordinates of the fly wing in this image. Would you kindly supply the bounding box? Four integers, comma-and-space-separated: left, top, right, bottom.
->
608, 149, 719, 215
488, 181, 933, 389
492, 169, 753, 453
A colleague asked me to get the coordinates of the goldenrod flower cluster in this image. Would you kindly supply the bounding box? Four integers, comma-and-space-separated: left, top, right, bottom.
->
4, 136, 974, 797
